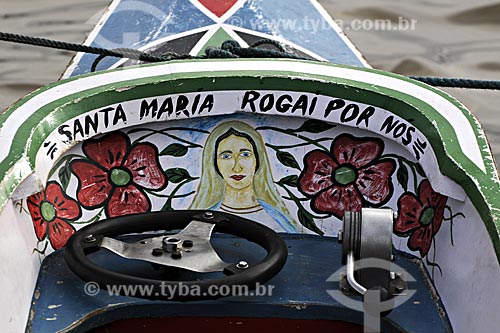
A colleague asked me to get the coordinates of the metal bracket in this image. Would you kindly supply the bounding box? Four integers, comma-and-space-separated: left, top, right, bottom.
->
339, 208, 396, 294
100, 220, 229, 273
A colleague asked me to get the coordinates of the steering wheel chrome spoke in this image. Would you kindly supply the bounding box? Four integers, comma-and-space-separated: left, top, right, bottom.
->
99, 220, 229, 273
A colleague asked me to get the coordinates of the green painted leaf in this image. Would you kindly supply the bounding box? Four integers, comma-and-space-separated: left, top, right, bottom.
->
72, 209, 104, 224
161, 200, 173, 211
160, 143, 188, 157
48, 154, 81, 178
276, 151, 300, 170
277, 175, 299, 187
415, 163, 426, 178
165, 168, 192, 183
397, 164, 409, 192
58, 165, 72, 191
295, 119, 335, 133
297, 207, 323, 235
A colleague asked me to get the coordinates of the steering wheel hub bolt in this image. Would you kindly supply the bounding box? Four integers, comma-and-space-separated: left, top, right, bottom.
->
163, 237, 182, 253
236, 261, 249, 269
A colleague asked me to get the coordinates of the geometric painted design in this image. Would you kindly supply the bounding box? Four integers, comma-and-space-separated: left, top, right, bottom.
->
119, 31, 208, 68
230, 0, 365, 65
198, 0, 237, 17
196, 27, 234, 55
234, 30, 316, 59
69, 0, 215, 76
65, 0, 367, 77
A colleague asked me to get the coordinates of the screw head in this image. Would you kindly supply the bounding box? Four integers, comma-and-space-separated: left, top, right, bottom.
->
183, 239, 193, 248
236, 260, 249, 269
203, 211, 214, 219
171, 252, 182, 260
152, 248, 163, 256
84, 235, 96, 243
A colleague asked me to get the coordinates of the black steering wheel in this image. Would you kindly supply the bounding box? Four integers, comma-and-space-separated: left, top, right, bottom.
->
64, 210, 287, 301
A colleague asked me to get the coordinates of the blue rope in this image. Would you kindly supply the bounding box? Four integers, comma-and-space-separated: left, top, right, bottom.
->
1, 31, 499, 90
0, 31, 174, 62
409, 76, 500, 90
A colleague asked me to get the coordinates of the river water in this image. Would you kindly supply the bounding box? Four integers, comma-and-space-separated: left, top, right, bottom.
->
1, 0, 499, 165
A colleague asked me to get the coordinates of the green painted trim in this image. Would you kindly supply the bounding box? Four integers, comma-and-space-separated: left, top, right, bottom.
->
0, 73, 86, 130
1, 59, 499, 261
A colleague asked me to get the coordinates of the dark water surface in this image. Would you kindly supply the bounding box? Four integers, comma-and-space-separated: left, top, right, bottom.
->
1, 0, 499, 165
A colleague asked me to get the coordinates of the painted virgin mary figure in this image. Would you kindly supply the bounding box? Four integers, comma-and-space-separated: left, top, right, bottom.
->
189, 121, 301, 233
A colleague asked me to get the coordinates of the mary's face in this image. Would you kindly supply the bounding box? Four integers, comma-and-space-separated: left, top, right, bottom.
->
216, 134, 257, 190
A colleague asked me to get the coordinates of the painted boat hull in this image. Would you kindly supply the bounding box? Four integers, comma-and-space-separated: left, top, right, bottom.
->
0, 1, 499, 332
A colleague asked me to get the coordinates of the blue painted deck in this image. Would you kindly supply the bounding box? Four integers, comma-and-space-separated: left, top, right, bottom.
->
28, 234, 451, 332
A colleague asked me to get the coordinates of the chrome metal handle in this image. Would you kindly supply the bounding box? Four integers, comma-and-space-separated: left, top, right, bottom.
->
346, 251, 367, 295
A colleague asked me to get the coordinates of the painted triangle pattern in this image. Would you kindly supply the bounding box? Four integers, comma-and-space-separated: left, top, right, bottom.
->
66, 0, 366, 77
198, 0, 238, 17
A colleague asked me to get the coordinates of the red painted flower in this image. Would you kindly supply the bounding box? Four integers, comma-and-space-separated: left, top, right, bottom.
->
394, 180, 447, 257
27, 181, 81, 250
70, 132, 166, 218
298, 134, 395, 218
